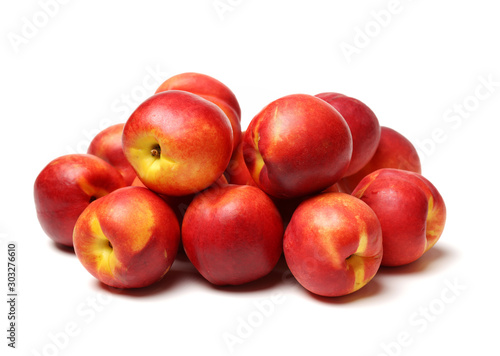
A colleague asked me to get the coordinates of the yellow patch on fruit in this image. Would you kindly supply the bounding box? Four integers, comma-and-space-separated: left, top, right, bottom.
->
352, 171, 380, 198
160, 263, 171, 278
354, 216, 368, 255
119, 201, 155, 253
251, 132, 265, 183
128, 135, 178, 183
313, 207, 352, 268
346, 254, 366, 293
424, 195, 445, 252
426, 195, 435, 220
77, 177, 111, 199
318, 238, 346, 270
89, 217, 120, 277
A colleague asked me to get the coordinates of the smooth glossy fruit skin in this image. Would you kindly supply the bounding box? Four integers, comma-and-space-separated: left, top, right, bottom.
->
339, 126, 421, 193
155, 72, 242, 152
122, 90, 233, 196
243, 94, 353, 199
316, 92, 381, 176
73, 186, 180, 289
284, 192, 383, 297
87, 123, 136, 185
182, 184, 284, 286
34, 154, 126, 246
352, 168, 446, 267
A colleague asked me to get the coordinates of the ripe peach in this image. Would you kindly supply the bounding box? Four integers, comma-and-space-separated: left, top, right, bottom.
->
122, 90, 233, 196
34, 154, 126, 246
182, 184, 284, 285
73, 186, 180, 288
352, 168, 446, 266
243, 94, 352, 198
284, 192, 383, 297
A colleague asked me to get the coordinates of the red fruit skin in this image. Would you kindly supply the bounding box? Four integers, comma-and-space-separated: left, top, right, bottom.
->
34, 154, 126, 246
315, 93, 381, 177
352, 168, 446, 267
243, 94, 353, 199
155, 72, 242, 152
283, 192, 383, 297
87, 123, 136, 185
73, 186, 180, 289
201, 95, 241, 153
339, 126, 422, 193
181, 184, 284, 286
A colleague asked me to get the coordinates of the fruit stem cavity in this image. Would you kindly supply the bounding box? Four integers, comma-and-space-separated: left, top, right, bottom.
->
151, 144, 161, 158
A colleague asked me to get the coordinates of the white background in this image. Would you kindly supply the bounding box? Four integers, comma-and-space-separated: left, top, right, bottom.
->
1, 0, 499, 355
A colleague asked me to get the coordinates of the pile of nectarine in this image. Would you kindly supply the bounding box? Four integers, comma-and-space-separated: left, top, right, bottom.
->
34, 72, 446, 296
